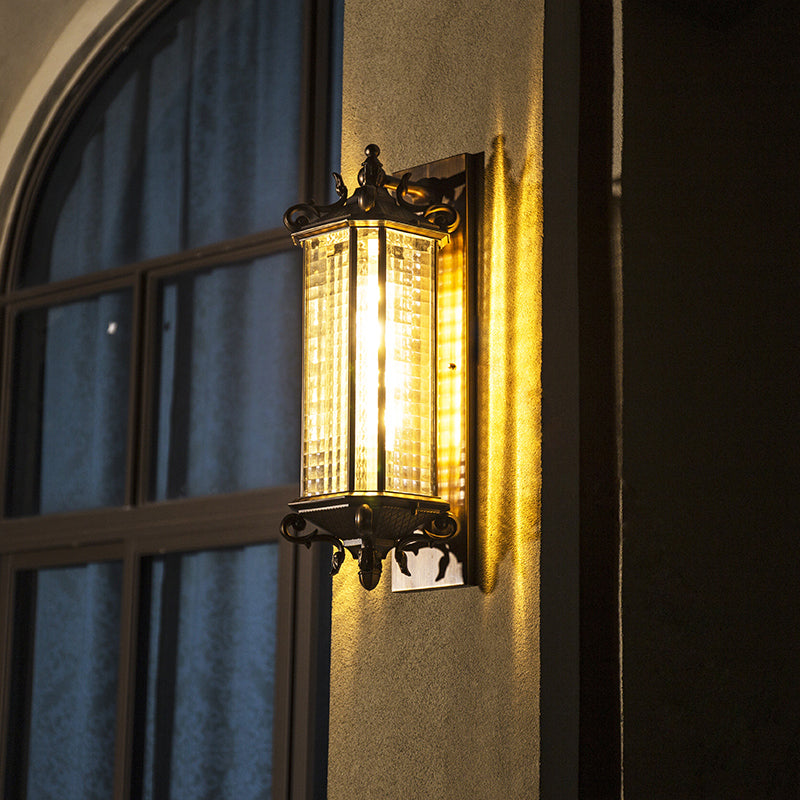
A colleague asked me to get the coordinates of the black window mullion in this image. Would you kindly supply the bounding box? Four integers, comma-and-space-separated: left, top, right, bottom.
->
128, 550, 153, 800
135, 272, 159, 508
2, 227, 292, 313
282, 5, 335, 800
271, 540, 298, 800
0, 555, 11, 793
150, 553, 182, 800
1, 568, 35, 800
125, 272, 146, 508
2, 309, 44, 518
300, 0, 336, 203
0, 307, 8, 521
311, 0, 336, 201
298, 0, 316, 203
163, 279, 194, 501
112, 543, 142, 800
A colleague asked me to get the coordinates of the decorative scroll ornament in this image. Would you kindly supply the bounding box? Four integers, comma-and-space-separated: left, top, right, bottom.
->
280, 513, 346, 576
280, 504, 459, 591
283, 144, 460, 237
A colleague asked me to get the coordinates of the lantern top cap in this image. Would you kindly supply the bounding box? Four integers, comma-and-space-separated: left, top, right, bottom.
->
283, 143, 460, 238
358, 144, 384, 188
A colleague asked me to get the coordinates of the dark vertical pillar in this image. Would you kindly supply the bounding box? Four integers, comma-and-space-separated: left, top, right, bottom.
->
578, 0, 621, 797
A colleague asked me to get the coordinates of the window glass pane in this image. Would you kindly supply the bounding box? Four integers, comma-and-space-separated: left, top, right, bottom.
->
137, 544, 279, 799
151, 252, 300, 500
5, 561, 123, 799
21, 0, 303, 286
7, 291, 132, 516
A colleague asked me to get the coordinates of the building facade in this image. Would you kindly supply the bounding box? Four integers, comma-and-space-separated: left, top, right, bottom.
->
0, 0, 797, 797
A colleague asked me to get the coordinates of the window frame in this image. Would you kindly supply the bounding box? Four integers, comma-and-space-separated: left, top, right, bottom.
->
0, 0, 338, 797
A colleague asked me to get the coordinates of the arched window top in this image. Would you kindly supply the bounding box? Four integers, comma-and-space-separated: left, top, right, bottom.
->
20, 0, 303, 287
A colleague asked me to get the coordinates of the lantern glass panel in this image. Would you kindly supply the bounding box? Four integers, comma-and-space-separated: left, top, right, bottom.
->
385, 229, 436, 496
353, 228, 381, 492
301, 228, 350, 497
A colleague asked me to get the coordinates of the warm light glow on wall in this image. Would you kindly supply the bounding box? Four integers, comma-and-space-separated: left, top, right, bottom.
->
478, 131, 542, 602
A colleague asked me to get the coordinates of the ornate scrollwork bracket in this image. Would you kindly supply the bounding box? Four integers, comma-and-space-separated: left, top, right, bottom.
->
280, 506, 460, 591
282, 172, 348, 232
394, 512, 460, 583
394, 172, 460, 233
282, 144, 461, 238
280, 513, 346, 576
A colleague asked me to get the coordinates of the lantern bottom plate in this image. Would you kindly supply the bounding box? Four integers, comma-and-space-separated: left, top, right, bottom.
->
289, 493, 449, 546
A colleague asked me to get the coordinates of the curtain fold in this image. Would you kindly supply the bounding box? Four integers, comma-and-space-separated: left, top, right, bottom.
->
153, 253, 300, 501
141, 545, 279, 800
24, 562, 123, 800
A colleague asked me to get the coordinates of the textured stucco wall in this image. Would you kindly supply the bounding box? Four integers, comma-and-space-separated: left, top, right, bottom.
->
0, 0, 86, 134
332, 2, 544, 798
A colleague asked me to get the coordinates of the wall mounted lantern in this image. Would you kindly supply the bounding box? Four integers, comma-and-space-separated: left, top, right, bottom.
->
281, 145, 478, 591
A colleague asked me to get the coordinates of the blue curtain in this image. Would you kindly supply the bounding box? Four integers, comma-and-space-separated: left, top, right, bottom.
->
8, 291, 132, 517
152, 252, 300, 500
140, 545, 279, 800
40, 292, 132, 514
24, 562, 123, 800
6, 0, 315, 796
12, 0, 304, 514
7, 0, 339, 794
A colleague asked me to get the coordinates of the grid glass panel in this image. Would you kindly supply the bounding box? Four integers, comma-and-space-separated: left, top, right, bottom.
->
302, 228, 350, 496
436, 239, 466, 506
353, 228, 380, 492
384, 229, 436, 495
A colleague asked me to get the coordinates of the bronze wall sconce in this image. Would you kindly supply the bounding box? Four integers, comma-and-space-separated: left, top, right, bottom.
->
281, 144, 479, 591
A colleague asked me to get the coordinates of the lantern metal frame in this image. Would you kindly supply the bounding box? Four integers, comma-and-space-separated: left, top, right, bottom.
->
281, 145, 479, 591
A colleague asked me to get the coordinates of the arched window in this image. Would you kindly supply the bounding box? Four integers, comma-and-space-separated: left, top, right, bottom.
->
0, 0, 341, 797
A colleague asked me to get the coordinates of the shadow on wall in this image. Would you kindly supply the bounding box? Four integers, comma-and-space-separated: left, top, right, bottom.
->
477, 134, 543, 595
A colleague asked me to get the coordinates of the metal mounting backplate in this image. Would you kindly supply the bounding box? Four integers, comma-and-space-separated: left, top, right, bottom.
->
391, 152, 481, 592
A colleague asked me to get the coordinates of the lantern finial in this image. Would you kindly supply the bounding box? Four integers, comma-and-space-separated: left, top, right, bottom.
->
358, 144, 385, 188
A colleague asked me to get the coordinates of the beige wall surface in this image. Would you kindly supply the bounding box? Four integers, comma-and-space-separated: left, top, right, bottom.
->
0, 0, 85, 132
332, 2, 544, 798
